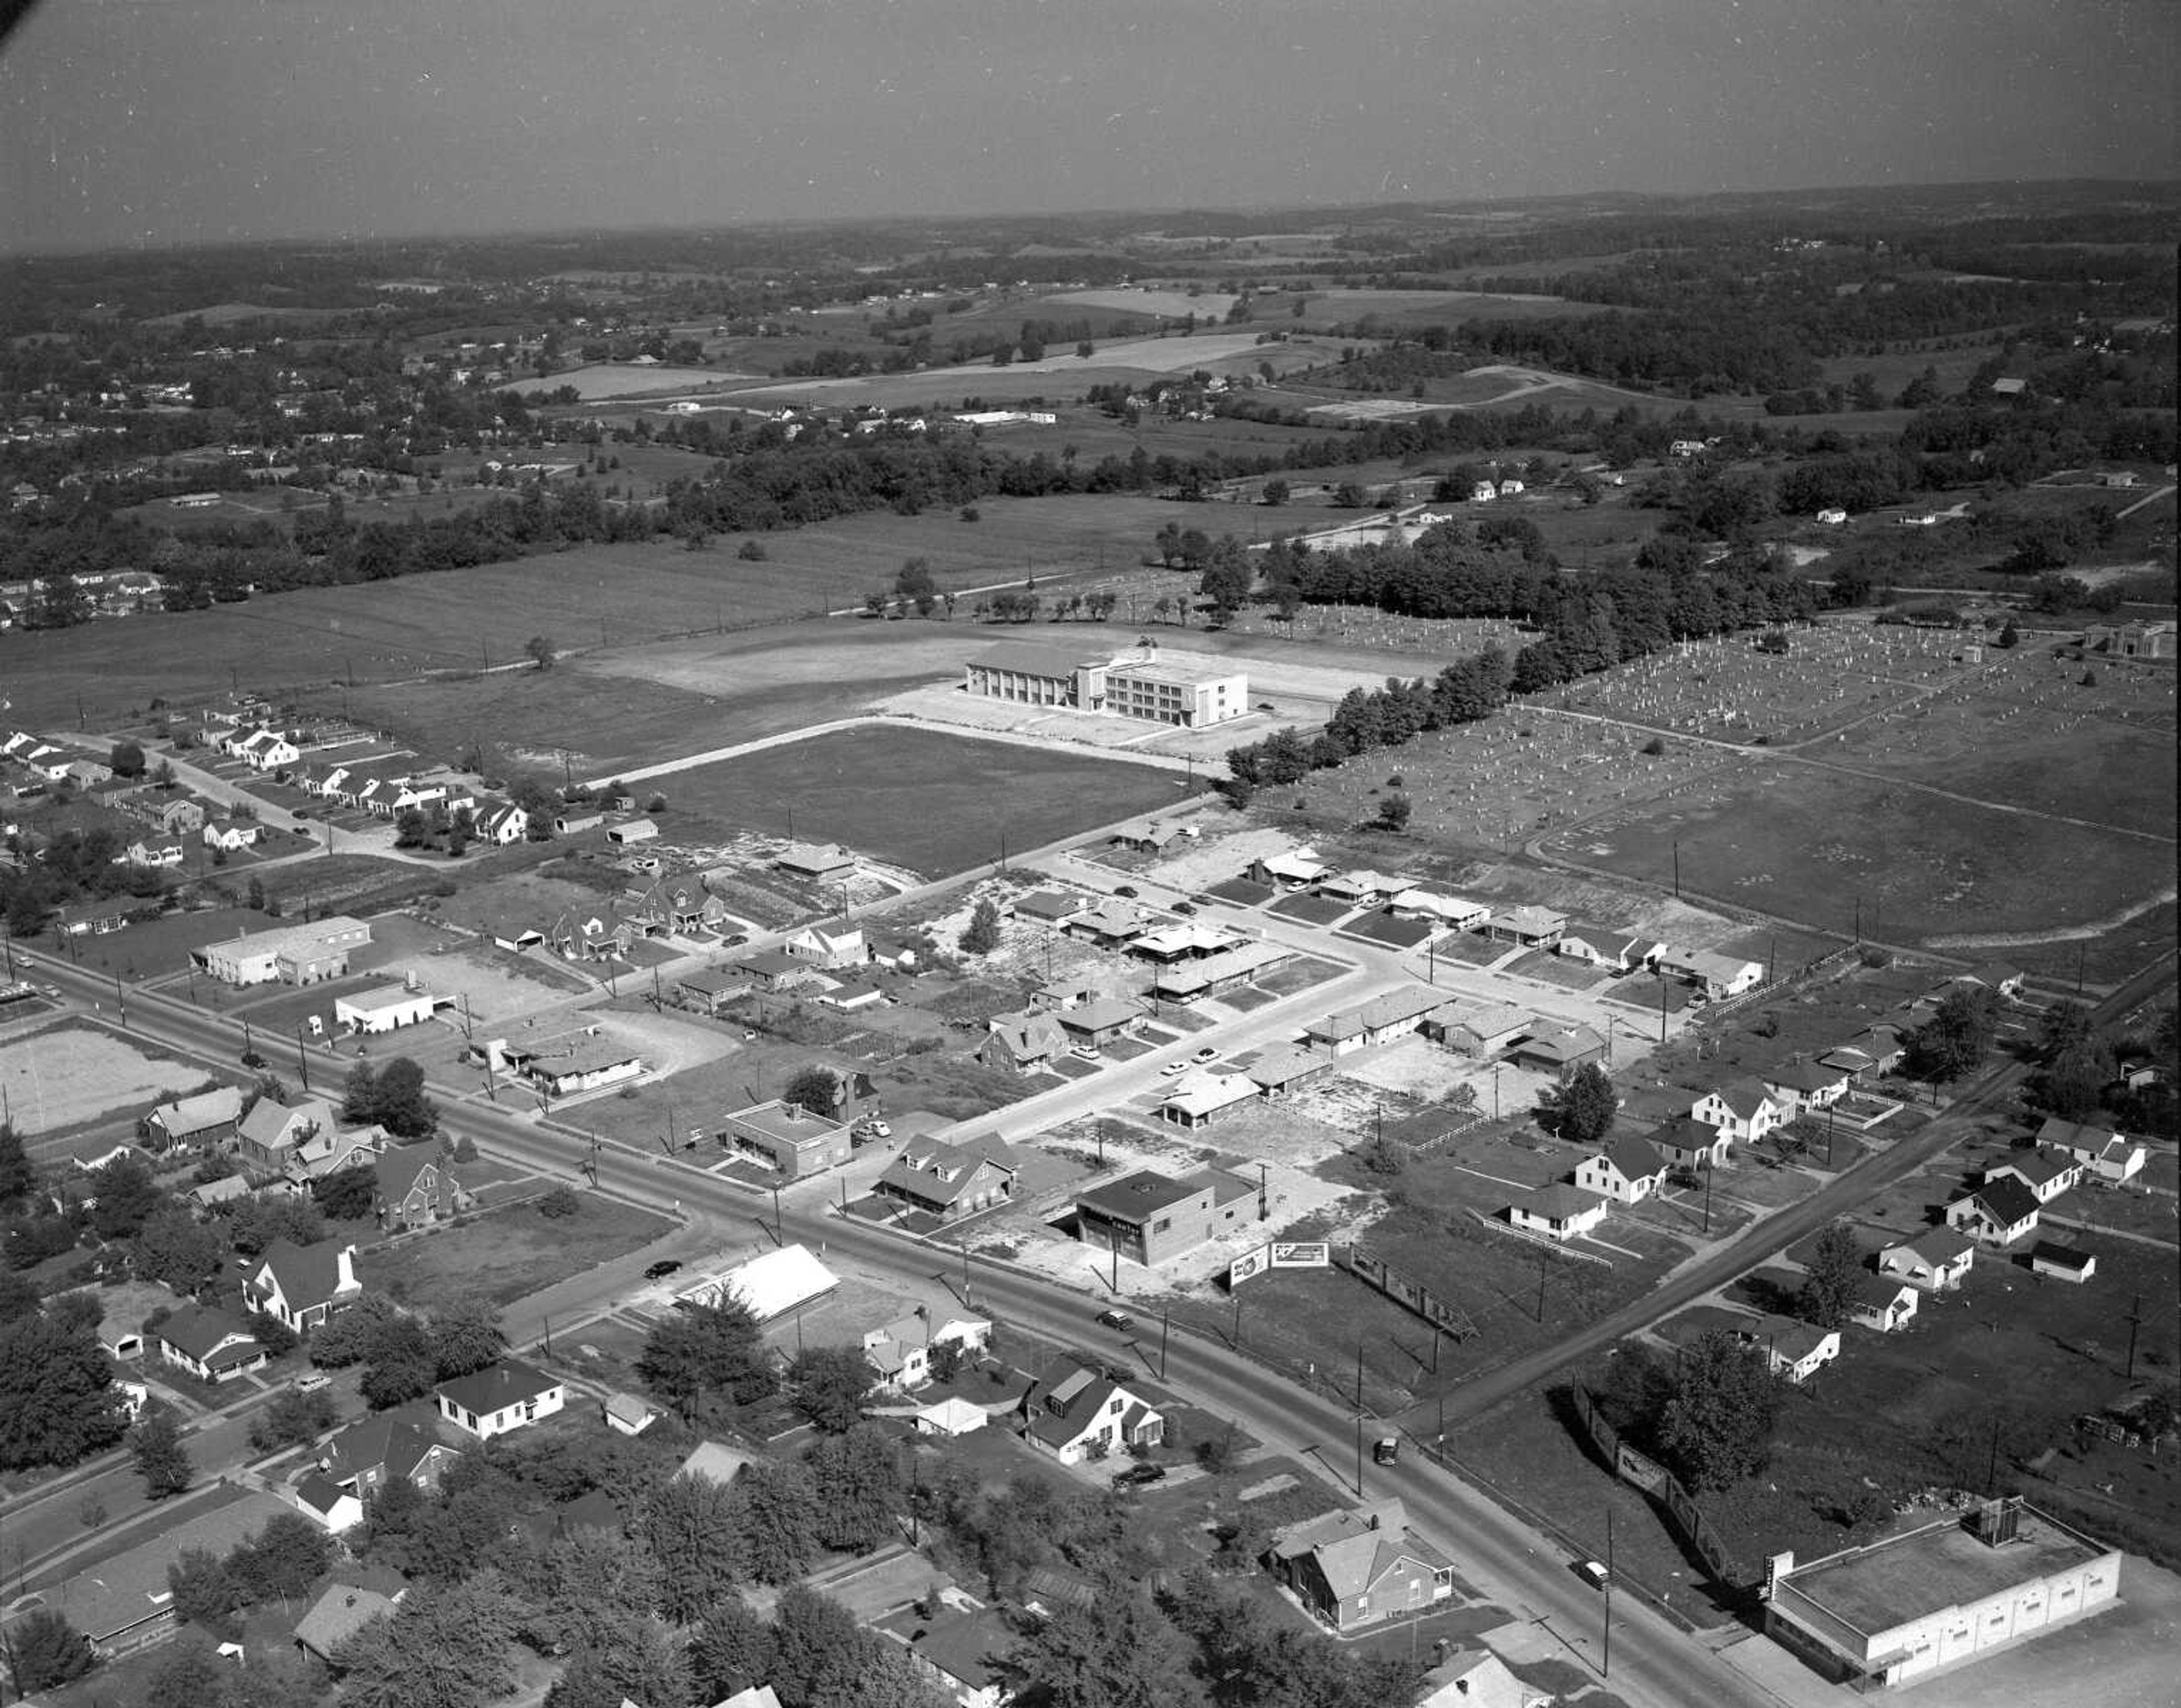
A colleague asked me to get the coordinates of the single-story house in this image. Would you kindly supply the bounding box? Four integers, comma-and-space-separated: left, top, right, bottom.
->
1482, 906, 1568, 948
1130, 922, 1238, 962
1432, 1002, 1533, 1058
862, 1310, 993, 1391
1953, 962, 2027, 1000
1660, 948, 1764, 999
874, 1604, 1015, 1708
1747, 1315, 1840, 1384
289, 1471, 367, 1535
1053, 995, 1147, 1050
1152, 939, 1291, 1002
187, 1172, 254, 1212
774, 841, 858, 880
2036, 1118, 2146, 1184
157, 1302, 266, 1383
1246, 1043, 1337, 1098
736, 949, 817, 993
1318, 868, 1403, 907
1574, 1133, 1668, 1204
434, 1358, 566, 1441
1506, 1183, 1608, 1242
2030, 1242, 2097, 1285
1265, 1497, 1456, 1632
1983, 1148, 2080, 1206
1414, 1647, 1552, 1708
916, 1395, 993, 1437
1156, 1069, 1262, 1131
1877, 1229, 1977, 1291
602, 1392, 660, 1435
1305, 985, 1447, 1056
294, 1581, 402, 1668
874, 1133, 1019, 1223
245, 1239, 363, 1334
1508, 1023, 1608, 1082
1555, 926, 1651, 972
1012, 889, 1087, 924
38, 1491, 292, 1650
1946, 1177, 2043, 1247
783, 920, 866, 969
676, 967, 755, 1015
202, 819, 261, 853
505, 1033, 646, 1098
1065, 898, 1149, 946
1110, 817, 1195, 853
1389, 886, 1489, 930
1251, 847, 1327, 888
1848, 1277, 1921, 1334
1021, 1357, 1164, 1464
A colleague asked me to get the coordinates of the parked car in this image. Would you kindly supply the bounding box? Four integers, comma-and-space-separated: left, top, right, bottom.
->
1071, 1044, 1100, 1060
1172, 901, 1197, 915
857, 1119, 892, 1140
294, 1373, 331, 1395
1192, 1045, 1219, 1064
1576, 1559, 1610, 1590
1113, 885, 1139, 898
1158, 1060, 1188, 1078
644, 1259, 683, 1280
1113, 1462, 1167, 1488
1094, 1308, 1134, 1332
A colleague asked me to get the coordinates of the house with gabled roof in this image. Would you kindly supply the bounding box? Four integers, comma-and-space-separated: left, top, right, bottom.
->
157, 1302, 266, 1383
1745, 1315, 1840, 1384
1691, 1078, 1786, 1145
1849, 1276, 1920, 1334
434, 1358, 565, 1441
1556, 924, 1652, 972
1052, 994, 1147, 1050
874, 1134, 1018, 1224
1251, 847, 1327, 889
1506, 1183, 1608, 1242
1432, 1001, 1533, 1058
1660, 947, 1764, 999
1415, 1647, 1551, 1708
1575, 1133, 1668, 1204
862, 1308, 992, 1391
294, 1580, 402, 1668
376, 1150, 470, 1229
1020, 1355, 1164, 1464
1649, 1115, 1733, 1171
1318, 868, 1403, 907
1762, 1060, 1853, 1116
1878, 1228, 1977, 1291
289, 1471, 366, 1534
1509, 1023, 1607, 1082
1246, 1042, 1336, 1098
245, 1239, 362, 1334
774, 841, 858, 880
318, 1408, 461, 1497
1388, 886, 1488, 929
1483, 905, 1567, 947
2030, 1242, 2097, 1285
1305, 985, 1447, 1055
1012, 889, 1087, 924
979, 1011, 1069, 1074
783, 919, 866, 969
146, 1085, 246, 1150
1064, 898, 1148, 946
279, 1121, 390, 1192
1156, 1069, 1261, 1131
1265, 1497, 1455, 1632
2036, 1117, 2145, 1184
1984, 1148, 2080, 1207
1946, 1177, 2042, 1247
236, 1095, 337, 1172
874, 1602, 1014, 1708
1953, 962, 2027, 1000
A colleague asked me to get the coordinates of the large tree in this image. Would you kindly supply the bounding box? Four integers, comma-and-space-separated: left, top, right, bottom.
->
1004, 1576, 1205, 1708
1551, 1063, 1617, 1146
0, 1121, 34, 1206
1904, 987, 1998, 1085
1795, 1220, 1862, 1331
132, 1403, 194, 1498
807, 1423, 904, 1552
429, 1297, 507, 1379
88, 1150, 162, 1241
1658, 1329, 1782, 1492
788, 1345, 874, 1434
636, 1298, 774, 1421
637, 1471, 743, 1622
959, 897, 1001, 956
0, 1309, 128, 1470
335, 1569, 524, 1708
691, 1598, 776, 1703
5, 1609, 93, 1696
736, 1463, 820, 1585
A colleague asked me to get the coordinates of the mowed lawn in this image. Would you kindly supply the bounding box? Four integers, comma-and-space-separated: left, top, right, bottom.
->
364, 1195, 671, 1312
659, 725, 1189, 878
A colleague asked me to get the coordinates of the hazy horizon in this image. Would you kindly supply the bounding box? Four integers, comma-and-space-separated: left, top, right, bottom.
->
3, 0, 2177, 258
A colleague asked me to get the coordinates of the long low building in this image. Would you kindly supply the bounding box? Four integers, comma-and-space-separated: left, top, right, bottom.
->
1764, 1499, 2119, 1691
195, 915, 371, 986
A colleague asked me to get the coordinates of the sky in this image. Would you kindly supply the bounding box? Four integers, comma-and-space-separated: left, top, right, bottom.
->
1, 0, 2176, 254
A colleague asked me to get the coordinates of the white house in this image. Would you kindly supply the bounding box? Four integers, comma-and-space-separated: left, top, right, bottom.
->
1748, 1315, 1840, 1384
2036, 1118, 2145, 1184
1506, 1184, 1608, 1242
1946, 1178, 2042, 1247
433, 1358, 566, 1441
1021, 1358, 1164, 1465
1816, 508, 1849, 526
1848, 1278, 1920, 1334
1983, 1149, 2080, 1207
1878, 1229, 1977, 1292
244, 1240, 362, 1334
1574, 1135, 1668, 1204
1691, 1080, 1786, 1146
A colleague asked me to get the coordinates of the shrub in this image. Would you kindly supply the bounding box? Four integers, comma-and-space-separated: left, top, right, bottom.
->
1642, 735, 1666, 756
537, 1185, 582, 1219
736, 539, 767, 560
959, 505, 980, 522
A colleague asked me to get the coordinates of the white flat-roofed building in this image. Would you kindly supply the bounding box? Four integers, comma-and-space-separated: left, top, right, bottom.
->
963, 640, 1247, 727
1764, 1500, 2119, 1690
197, 915, 371, 986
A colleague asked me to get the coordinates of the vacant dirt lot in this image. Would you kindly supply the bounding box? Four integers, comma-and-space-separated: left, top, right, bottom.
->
1, 1022, 216, 1138
364, 1195, 671, 1311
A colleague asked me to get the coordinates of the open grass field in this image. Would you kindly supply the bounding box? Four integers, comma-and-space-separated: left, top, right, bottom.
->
650, 725, 1187, 880
1045, 287, 1242, 319
0, 1020, 215, 1140
1290, 288, 1602, 326
362, 1192, 671, 1311
545, 361, 758, 399
1564, 759, 2166, 946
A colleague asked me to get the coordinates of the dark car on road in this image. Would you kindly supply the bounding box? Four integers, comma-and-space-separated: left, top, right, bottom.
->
1094, 1308, 1134, 1332
643, 1259, 683, 1280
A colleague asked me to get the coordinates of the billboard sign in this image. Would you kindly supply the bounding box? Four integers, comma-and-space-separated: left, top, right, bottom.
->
1227, 1244, 1270, 1288
1271, 1242, 1330, 1269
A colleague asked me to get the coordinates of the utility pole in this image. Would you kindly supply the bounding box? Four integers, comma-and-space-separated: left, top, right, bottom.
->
1353, 1413, 1365, 1498
1536, 1245, 1549, 1323
295, 1025, 311, 1092
1672, 839, 1681, 900
2125, 1293, 2144, 1379
1603, 1509, 1615, 1679
1355, 1343, 1365, 1410
1159, 1308, 1169, 1380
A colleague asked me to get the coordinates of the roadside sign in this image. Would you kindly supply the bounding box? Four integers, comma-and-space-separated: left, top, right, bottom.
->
1227, 1244, 1270, 1288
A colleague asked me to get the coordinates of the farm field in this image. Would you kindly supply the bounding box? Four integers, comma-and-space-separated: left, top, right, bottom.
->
648, 725, 1189, 880
1286, 288, 1602, 326
544, 361, 758, 399
1044, 287, 1242, 319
